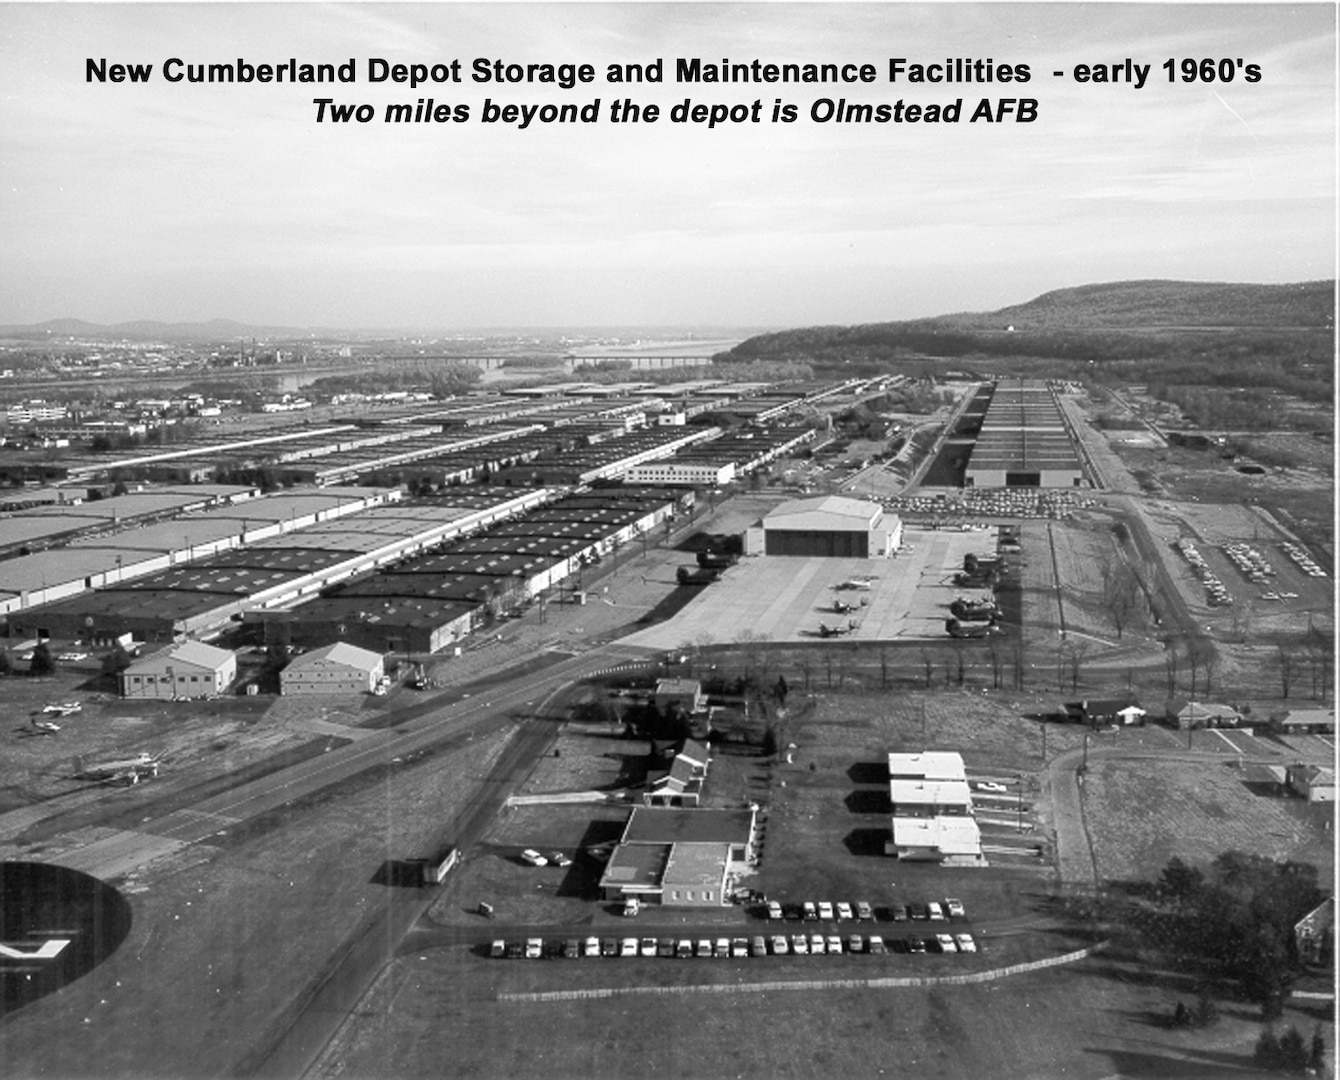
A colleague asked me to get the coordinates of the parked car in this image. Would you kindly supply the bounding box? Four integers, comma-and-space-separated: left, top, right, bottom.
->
818, 901, 835, 921
890, 904, 908, 922
954, 933, 978, 953
927, 902, 946, 921
731, 937, 749, 958
907, 903, 929, 921
944, 898, 966, 919
835, 902, 854, 921
867, 935, 887, 955
906, 935, 928, 953
550, 851, 573, 868
715, 938, 732, 958
601, 938, 620, 957
771, 935, 790, 955
583, 936, 601, 958
658, 938, 676, 958
767, 900, 784, 920
791, 934, 808, 955
525, 938, 543, 959
826, 934, 843, 955
750, 936, 768, 957
696, 939, 713, 958
506, 940, 524, 959
564, 939, 582, 958
974, 781, 1007, 793
809, 934, 826, 955
802, 902, 818, 921
934, 933, 958, 953
490, 939, 506, 958
519, 849, 547, 867
622, 897, 641, 917
847, 934, 865, 954
640, 937, 658, 957
676, 939, 694, 958
620, 937, 639, 957
855, 901, 874, 921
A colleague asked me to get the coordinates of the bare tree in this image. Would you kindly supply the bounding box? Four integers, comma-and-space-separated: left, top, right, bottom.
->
1164, 640, 1181, 697
920, 648, 935, 689
1011, 639, 1027, 690
987, 637, 1004, 689
1277, 644, 1295, 699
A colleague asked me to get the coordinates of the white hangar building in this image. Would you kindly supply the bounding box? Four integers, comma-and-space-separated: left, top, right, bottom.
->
120, 640, 237, 700
743, 495, 901, 559
280, 642, 386, 696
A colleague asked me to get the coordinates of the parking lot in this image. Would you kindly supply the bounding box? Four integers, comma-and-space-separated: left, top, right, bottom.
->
620, 526, 994, 650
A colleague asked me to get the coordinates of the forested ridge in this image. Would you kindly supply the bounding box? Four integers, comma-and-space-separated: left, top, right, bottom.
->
721, 280, 1335, 411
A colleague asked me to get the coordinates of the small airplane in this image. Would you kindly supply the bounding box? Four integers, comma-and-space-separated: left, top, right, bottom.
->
42, 702, 83, 716
829, 598, 856, 614
72, 752, 164, 785
29, 717, 61, 735
817, 620, 859, 638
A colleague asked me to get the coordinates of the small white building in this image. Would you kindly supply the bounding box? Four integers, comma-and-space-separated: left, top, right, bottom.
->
1287, 763, 1336, 803
120, 641, 236, 699
887, 816, 985, 865
280, 642, 385, 696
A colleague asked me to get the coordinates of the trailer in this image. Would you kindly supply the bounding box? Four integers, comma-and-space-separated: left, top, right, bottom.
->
419, 846, 461, 886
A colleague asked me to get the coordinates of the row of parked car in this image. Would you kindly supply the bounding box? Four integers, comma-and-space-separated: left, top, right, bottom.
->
492, 931, 978, 960
764, 898, 966, 922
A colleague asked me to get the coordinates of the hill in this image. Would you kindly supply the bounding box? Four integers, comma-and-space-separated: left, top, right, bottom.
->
724, 279, 1334, 374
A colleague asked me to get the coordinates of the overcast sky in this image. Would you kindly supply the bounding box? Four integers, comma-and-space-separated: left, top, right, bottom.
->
1, 3, 1334, 330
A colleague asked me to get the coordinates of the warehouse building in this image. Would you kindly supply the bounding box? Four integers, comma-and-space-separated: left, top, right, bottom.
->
743, 495, 901, 558
120, 640, 236, 700
280, 642, 386, 696
962, 379, 1087, 488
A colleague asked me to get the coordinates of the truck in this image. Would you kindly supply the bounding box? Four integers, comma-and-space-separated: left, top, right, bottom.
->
949, 597, 998, 621
945, 618, 999, 639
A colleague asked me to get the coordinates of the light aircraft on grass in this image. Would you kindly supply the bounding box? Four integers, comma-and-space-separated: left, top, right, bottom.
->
72, 752, 164, 785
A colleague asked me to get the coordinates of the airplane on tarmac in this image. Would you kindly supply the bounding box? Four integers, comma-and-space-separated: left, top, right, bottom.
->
817, 620, 859, 638
72, 752, 164, 785
28, 717, 61, 735
42, 701, 83, 716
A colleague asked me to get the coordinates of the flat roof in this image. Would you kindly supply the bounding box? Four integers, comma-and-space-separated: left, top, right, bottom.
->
890, 779, 973, 806
891, 816, 982, 855
887, 751, 967, 782
599, 843, 670, 888
662, 843, 731, 889
622, 807, 754, 846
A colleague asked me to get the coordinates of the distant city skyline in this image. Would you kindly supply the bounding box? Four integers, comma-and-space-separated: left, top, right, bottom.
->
2, 3, 1334, 330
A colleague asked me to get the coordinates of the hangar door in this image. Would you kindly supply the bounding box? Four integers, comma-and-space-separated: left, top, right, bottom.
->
765, 530, 869, 558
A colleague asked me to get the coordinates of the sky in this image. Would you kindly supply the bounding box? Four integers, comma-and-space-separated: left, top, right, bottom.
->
1, 2, 1335, 330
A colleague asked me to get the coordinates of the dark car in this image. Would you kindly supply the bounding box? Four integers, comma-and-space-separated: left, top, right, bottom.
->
601, 938, 620, 957
907, 935, 928, 954
907, 903, 930, 921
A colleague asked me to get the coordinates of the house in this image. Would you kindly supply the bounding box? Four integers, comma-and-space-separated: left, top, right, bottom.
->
280, 642, 386, 696
1269, 709, 1336, 736
652, 678, 706, 716
1286, 763, 1336, 803
120, 640, 236, 700
1167, 700, 1243, 729
1294, 897, 1334, 967
885, 750, 982, 864
1064, 698, 1147, 726
644, 738, 711, 808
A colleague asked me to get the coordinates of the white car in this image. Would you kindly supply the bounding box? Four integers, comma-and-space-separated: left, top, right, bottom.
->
954, 933, 978, 953
620, 937, 638, 957
525, 938, 543, 959
974, 781, 1007, 793
935, 933, 958, 953
771, 935, 790, 955
56, 652, 88, 662
519, 849, 548, 867
835, 902, 854, 921
927, 902, 946, 921
944, 898, 966, 919
640, 937, 657, 957
818, 901, 835, 920
767, 900, 784, 920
